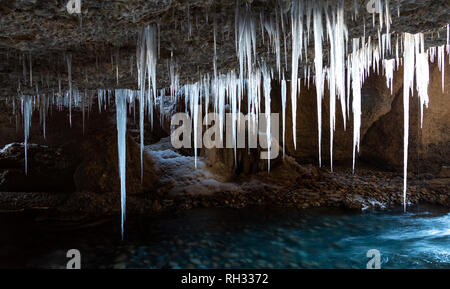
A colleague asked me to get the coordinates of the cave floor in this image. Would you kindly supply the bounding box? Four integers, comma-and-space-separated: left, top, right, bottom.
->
0, 163, 448, 216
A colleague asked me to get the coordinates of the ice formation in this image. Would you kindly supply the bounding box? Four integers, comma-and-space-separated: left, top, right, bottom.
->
415, 34, 429, 128
313, 2, 324, 167
22, 95, 33, 175
115, 89, 128, 238
437, 45, 445, 93
401, 33, 411, 212
281, 78, 286, 157
262, 63, 272, 171
8, 1, 449, 233
383, 58, 395, 95
325, 1, 348, 171
290, 0, 304, 150
350, 38, 362, 173
136, 24, 158, 182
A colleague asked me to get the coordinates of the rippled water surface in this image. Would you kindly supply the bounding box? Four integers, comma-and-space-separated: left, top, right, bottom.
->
0, 205, 449, 269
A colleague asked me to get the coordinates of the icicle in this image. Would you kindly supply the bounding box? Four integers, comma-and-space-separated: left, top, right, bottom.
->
290, 0, 304, 150
260, 12, 265, 45
385, 0, 391, 54
447, 24, 449, 46
264, 11, 282, 79
236, 4, 258, 138
325, 1, 348, 170
396, 34, 399, 69
415, 34, 429, 128
115, 89, 128, 238
447, 24, 450, 61
136, 25, 158, 181
40, 93, 47, 139
351, 38, 362, 173
23, 95, 32, 175
325, 8, 336, 171
280, 6, 288, 73
313, 2, 324, 166
262, 63, 272, 171
98, 89, 103, 112
213, 16, 218, 80
137, 30, 146, 183
378, 0, 383, 31
335, 2, 348, 130
383, 58, 395, 94
145, 25, 158, 127
204, 74, 210, 126
187, 2, 191, 39
437, 45, 445, 92
66, 54, 73, 127
193, 84, 200, 168
281, 77, 286, 157
306, 0, 312, 45
402, 33, 415, 213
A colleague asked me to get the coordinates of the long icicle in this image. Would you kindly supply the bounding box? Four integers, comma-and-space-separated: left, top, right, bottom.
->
402, 33, 415, 213
351, 38, 362, 173
23, 95, 32, 175
281, 77, 286, 157
313, 2, 324, 167
290, 0, 304, 150
115, 89, 128, 239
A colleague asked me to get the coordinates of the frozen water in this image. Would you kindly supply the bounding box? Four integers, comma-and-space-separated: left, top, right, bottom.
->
115, 89, 128, 238
402, 33, 415, 212
22, 95, 33, 175
290, 0, 304, 150
313, 2, 324, 167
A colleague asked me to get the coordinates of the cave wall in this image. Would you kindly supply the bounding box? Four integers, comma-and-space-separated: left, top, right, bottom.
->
362, 60, 450, 174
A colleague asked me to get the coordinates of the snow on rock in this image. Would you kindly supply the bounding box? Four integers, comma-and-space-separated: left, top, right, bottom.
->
145, 137, 240, 196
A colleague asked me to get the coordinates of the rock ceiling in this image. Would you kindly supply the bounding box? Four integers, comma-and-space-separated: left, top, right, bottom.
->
0, 0, 448, 94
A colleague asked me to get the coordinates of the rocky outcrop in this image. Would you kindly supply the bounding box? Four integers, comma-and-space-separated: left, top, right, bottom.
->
0, 143, 79, 192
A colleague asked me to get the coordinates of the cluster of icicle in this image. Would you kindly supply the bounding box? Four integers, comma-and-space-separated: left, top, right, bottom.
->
148, 1, 448, 219
12, 1, 450, 237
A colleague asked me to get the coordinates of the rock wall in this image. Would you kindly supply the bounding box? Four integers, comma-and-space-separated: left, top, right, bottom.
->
362, 60, 450, 174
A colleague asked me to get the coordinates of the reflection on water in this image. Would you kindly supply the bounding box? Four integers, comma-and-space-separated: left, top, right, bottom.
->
0, 205, 449, 269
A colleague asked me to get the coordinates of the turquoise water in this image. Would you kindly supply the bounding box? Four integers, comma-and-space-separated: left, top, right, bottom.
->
0, 205, 449, 269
